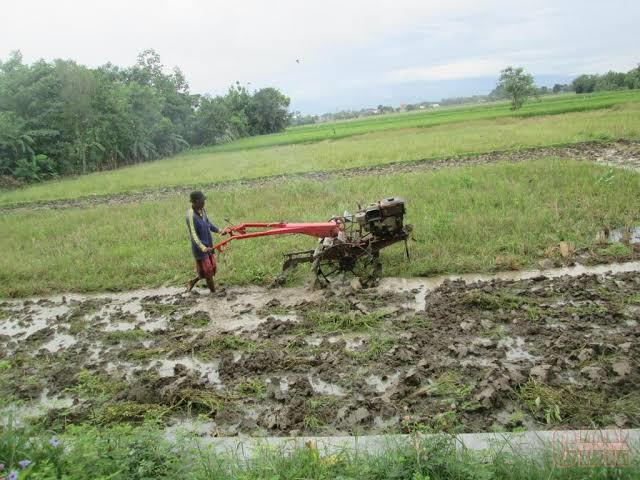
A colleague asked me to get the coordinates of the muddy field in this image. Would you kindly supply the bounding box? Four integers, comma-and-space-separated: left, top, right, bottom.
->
2, 140, 639, 213
1, 261, 638, 437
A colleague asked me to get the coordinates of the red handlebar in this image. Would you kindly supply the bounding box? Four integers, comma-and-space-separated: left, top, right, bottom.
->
213, 221, 341, 253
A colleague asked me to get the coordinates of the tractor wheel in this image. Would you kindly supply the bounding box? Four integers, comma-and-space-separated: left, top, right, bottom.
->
351, 249, 382, 287
311, 243, 381, 289
311, 256, 343, 289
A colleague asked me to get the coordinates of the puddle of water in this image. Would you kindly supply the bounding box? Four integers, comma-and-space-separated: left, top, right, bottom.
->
41, 333, 77, 352
192, 285, 322, 332
305, 334, 366, 350
3, 388, 75, 425
274, 376, 290, 393
271, 314, 299, 323
140, 318, 168, 332
307, 375, 345, 397
155, 357, 221, 385
607, 226, 640, 244
103, 322, 136, 332
97, 302, 146, 325
38, 388, 74, 409
3, 261, 639, 342
498, 337, 540, 363
165, 418, 216, 440
380, 261, 640, 312
377, 279, 427, 311
366, 371, 401, 393
305, 337, 322, 347
0, 303, 66, 337
105, 360, 138, 378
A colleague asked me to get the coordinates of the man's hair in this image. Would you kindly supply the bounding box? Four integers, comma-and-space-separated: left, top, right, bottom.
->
190, 191, 206, 203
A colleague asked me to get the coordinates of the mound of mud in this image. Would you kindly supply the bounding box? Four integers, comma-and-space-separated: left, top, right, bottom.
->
1, 268, 638, 437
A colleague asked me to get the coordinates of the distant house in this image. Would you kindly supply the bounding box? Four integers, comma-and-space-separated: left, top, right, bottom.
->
431, 103, 440, 108
361, 108, 379, 116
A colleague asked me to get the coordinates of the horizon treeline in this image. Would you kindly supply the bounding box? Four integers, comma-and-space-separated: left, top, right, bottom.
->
291, 63, 640, 126
0, 50, 290, 185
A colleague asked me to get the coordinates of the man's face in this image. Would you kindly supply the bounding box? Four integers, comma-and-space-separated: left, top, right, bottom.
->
193, 198, 205, 210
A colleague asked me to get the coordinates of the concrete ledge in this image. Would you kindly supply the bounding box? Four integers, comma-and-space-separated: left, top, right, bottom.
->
170, 429, 640, 459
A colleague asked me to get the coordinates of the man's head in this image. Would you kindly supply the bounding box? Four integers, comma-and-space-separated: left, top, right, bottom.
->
190, 191, 206, 210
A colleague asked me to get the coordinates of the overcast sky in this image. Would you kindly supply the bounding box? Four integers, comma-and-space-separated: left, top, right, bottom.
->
1, 0, 638, 113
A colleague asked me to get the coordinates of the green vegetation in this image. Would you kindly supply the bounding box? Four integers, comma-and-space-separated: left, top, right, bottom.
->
573, 64, 640, 93
345, 336, 395, 362
300, 299, 387, 334
197, 336, 255, 360
205, 89, 640, 151
0, 50, 290, 184
518, 379, 640, 426
1, 158, 638, 297
1, 418, 638, 479
2, 92, 640, 205
496, 66, 536, 110
234, 377, 267, 398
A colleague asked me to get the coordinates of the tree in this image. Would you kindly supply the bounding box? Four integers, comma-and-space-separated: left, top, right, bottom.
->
497, 66, 536, 110
247, 88, 290, 135
0, 51, 292, 183
595, 71, 626, 91
571, 74, 597, 94
626, 64, 640, 90
552, 83, 569, 94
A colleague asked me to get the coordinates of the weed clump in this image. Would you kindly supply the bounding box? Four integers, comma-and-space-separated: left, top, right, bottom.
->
195, 335, 256, 361
518, 379, 640, 426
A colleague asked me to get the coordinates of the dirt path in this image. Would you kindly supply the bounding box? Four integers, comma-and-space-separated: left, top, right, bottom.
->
1, 260, 638, 436
2, 140, 639, 214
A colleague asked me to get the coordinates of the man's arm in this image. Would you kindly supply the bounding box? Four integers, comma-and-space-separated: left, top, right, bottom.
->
187, 208, 208, 252
208, 220, 220, 233
204, 210, 220, 233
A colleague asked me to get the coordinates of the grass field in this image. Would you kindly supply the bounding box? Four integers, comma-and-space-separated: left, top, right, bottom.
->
209, 89, 640, 152
1, 158, 638, 297
1, 93, 640, 206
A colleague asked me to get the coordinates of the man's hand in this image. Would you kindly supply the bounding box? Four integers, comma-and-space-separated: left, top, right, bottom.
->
220, 227, 232, 236
205, 246, 214, 253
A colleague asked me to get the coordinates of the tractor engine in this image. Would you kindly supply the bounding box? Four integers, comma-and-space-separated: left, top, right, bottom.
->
355, 197, 406, 238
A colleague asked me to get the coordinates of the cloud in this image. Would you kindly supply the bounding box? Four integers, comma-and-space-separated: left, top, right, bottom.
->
385, 57, 508, 82
1, 0, 638, 113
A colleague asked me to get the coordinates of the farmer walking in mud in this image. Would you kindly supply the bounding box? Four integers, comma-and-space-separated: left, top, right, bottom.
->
186, 191, 220, 293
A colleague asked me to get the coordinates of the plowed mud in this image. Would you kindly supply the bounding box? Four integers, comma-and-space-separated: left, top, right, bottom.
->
1, 262, 638, 437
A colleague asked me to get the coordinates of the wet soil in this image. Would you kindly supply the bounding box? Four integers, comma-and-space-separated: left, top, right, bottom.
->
1, 262, 638, 437
1, 140, 639, 213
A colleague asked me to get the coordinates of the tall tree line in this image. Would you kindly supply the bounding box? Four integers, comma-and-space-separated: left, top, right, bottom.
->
0, 50, 290, 184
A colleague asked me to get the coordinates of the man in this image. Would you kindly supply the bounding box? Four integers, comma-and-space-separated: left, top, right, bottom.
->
186, 191, 220, 292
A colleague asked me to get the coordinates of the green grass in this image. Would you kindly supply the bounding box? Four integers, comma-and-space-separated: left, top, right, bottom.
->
1, 93, 640, 205
0, 158, 638, 297
1, 417, 638, 479
518, 379, 640, 427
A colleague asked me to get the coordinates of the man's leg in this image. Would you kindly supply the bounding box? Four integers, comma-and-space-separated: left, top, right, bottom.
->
187, 276, 200, 291
188, 259, 204, 292
205, 276, 216, 293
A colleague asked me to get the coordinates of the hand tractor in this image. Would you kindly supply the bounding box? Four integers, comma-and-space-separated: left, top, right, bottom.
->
213, 197, 412, 288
